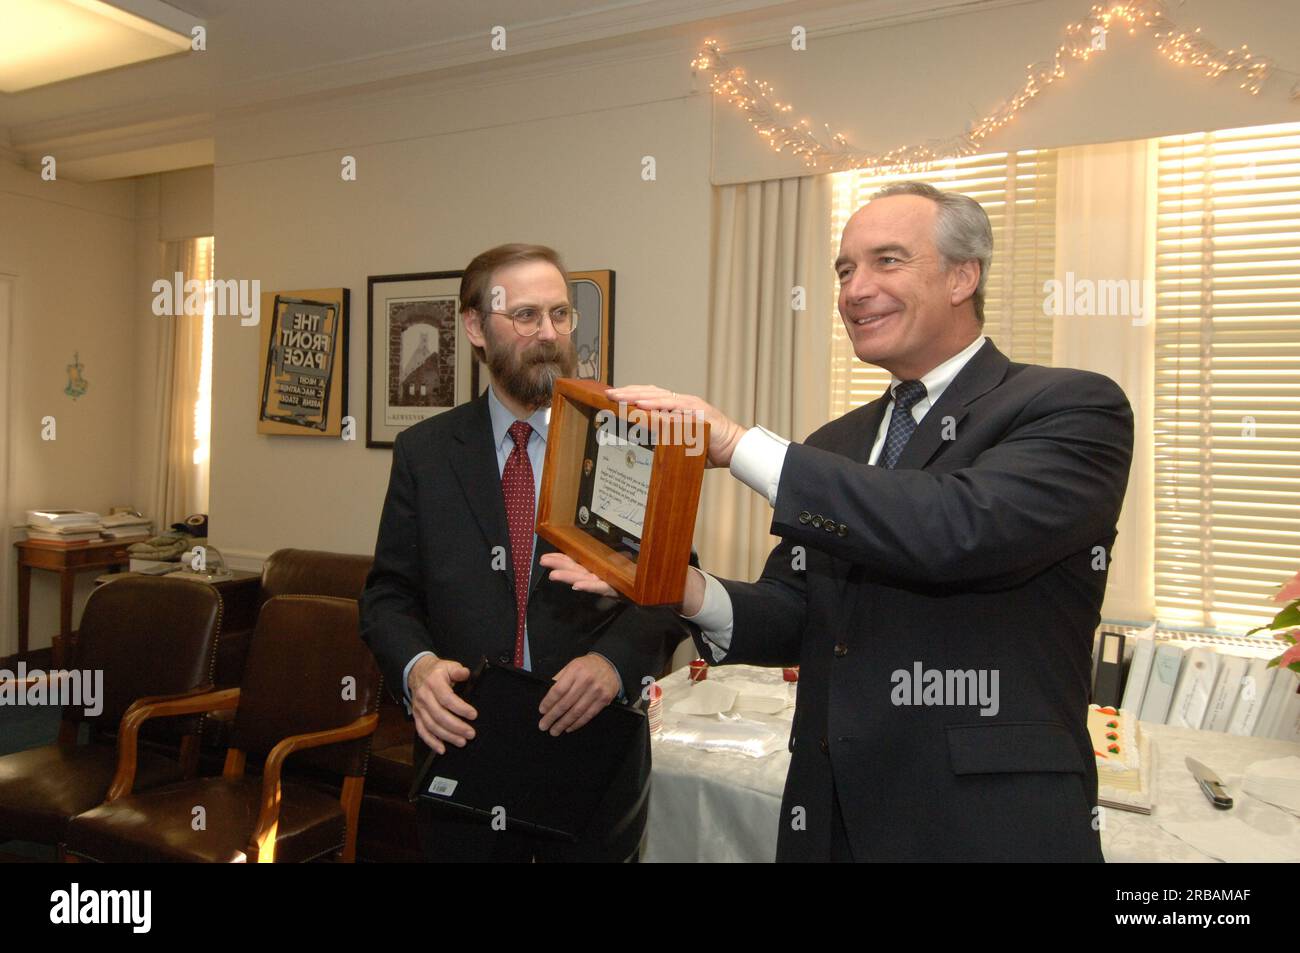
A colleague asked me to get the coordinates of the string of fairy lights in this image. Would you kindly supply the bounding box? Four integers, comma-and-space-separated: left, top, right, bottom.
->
690, 0, 1300, 175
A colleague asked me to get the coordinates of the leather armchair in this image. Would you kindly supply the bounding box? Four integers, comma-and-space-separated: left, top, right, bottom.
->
195, 548, 420, 861
0, 576, 221, 855
63, 596, 380, 863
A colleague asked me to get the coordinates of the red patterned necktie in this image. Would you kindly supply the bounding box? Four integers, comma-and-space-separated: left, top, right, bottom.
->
502, 420, 535, 667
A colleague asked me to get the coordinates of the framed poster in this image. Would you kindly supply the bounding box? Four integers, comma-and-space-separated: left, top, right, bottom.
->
467, 268, 617, 398
257, 287, 349, 436
367, 271, 474, 448
570, 269, 614, 385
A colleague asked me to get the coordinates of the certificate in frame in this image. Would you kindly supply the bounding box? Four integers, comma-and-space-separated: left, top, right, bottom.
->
537, 378, 708, 605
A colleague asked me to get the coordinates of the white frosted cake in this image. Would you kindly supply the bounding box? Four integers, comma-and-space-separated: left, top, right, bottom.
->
1088, 704, 1153, 812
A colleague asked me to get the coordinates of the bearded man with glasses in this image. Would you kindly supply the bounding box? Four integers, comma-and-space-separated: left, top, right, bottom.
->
361, 243, 685, 862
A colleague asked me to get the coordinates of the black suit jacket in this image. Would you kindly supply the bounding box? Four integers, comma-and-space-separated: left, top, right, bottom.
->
699, 340, 1133, 861
360, 391, 685, 859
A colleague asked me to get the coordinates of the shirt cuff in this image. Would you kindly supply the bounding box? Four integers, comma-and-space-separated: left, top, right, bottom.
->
730, 425, 791, 507
402, 650, 436, 711
680, 568, 735, 661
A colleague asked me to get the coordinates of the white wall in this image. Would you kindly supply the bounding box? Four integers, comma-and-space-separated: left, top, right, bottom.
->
209, 48, 713, 566
0, 159, 138, 655
0, 160, 213, 656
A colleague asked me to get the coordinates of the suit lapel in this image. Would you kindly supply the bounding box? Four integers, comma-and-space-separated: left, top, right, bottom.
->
528, 535, 554, 599
449, 393, 516, 598
848, 390, 891, 465
893, 338, 1009, 471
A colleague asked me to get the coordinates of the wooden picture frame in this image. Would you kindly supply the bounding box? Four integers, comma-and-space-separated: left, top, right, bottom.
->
257, 288, 349, 436
366, 271, 474, 449
537, 378, 707, 605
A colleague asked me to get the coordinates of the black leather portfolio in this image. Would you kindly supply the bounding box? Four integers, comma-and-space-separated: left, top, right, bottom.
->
408, 658, 645, 840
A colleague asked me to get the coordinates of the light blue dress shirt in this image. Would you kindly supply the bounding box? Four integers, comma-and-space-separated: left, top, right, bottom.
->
401, 385, 548, 701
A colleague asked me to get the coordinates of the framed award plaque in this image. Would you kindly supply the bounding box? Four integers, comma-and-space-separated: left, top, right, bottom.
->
537, 378, 708, 605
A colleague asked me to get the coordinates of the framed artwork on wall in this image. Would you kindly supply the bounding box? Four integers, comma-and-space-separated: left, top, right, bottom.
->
570, 269, 615, 386
366, 271, 473, 449
257, 287, 349, 436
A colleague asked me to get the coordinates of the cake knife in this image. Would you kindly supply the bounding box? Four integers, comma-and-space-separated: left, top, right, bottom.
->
1186, 757, 1234, 810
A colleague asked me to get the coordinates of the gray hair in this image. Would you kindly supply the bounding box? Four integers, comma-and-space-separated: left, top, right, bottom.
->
870, 181, 992, 325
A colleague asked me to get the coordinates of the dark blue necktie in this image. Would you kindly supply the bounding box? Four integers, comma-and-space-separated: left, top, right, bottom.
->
878, 380, 927, 470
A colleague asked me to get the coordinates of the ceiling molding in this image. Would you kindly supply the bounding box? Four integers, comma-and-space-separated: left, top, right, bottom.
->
10, 112, 212, 181
11, 111, 213, 155
50, 138, 213, 181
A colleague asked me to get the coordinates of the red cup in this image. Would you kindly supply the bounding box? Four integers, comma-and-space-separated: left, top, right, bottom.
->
688, 658, 709, 682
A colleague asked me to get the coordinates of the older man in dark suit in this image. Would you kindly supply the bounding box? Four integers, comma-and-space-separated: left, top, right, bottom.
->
546, 183, 1134, 861
361, 243, 684, 862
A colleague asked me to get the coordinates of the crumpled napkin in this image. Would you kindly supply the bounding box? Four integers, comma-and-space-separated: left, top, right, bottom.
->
670, 681, 738, 715
1242, 756, 1300, 816
1158, 816, 1300, 862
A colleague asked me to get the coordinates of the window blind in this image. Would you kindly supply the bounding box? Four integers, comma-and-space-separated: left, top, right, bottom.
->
1154, 121, 1300, 632
829, 150, 1057, 418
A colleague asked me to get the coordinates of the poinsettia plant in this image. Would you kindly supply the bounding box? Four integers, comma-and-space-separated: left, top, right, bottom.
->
1248, 570, 1300, 676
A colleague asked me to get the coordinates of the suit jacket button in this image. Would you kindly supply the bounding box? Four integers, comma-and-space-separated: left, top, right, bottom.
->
837, 523, 848, 537
498, 653, 512, 665
798, 510, 812, 525
819, 737, 830, 754
823, 521, 836, 533
834, 642, 848, 657
810, 515, 824, 528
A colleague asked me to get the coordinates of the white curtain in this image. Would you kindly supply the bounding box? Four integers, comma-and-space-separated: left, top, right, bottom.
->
0, 275, 14, 656
1053, 141, 1157, 622
147, 239, 211, 534
696, 175, 833, 582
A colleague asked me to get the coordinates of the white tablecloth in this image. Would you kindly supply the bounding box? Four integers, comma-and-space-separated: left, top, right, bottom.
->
643, 664, 1300, 863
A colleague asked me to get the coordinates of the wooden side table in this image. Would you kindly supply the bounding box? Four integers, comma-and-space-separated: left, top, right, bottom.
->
14, 538, 141, 667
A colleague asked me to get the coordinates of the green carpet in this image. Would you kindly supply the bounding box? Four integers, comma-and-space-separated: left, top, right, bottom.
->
0, 701, 64, 861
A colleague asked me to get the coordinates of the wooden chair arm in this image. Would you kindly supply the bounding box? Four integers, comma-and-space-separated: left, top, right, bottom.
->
106, 687, 242, 802
0, 675, 46, 688
248, 712, 379, 863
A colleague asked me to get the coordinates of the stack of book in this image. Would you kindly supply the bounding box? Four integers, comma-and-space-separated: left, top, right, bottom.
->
1093, 624, 1300, 743
25, 509, 103, 544
100, 512, 152, 540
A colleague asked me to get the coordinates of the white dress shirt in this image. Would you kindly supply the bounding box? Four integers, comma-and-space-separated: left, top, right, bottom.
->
685, 335, 989, 658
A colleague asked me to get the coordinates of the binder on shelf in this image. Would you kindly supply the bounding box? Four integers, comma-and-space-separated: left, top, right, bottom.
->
1139, 641, 1186, 724
1228, 657, 1276, 736
1092, 631, 1125, 708
1203, 654, 1249, 733
1119, 623, 1158, 713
